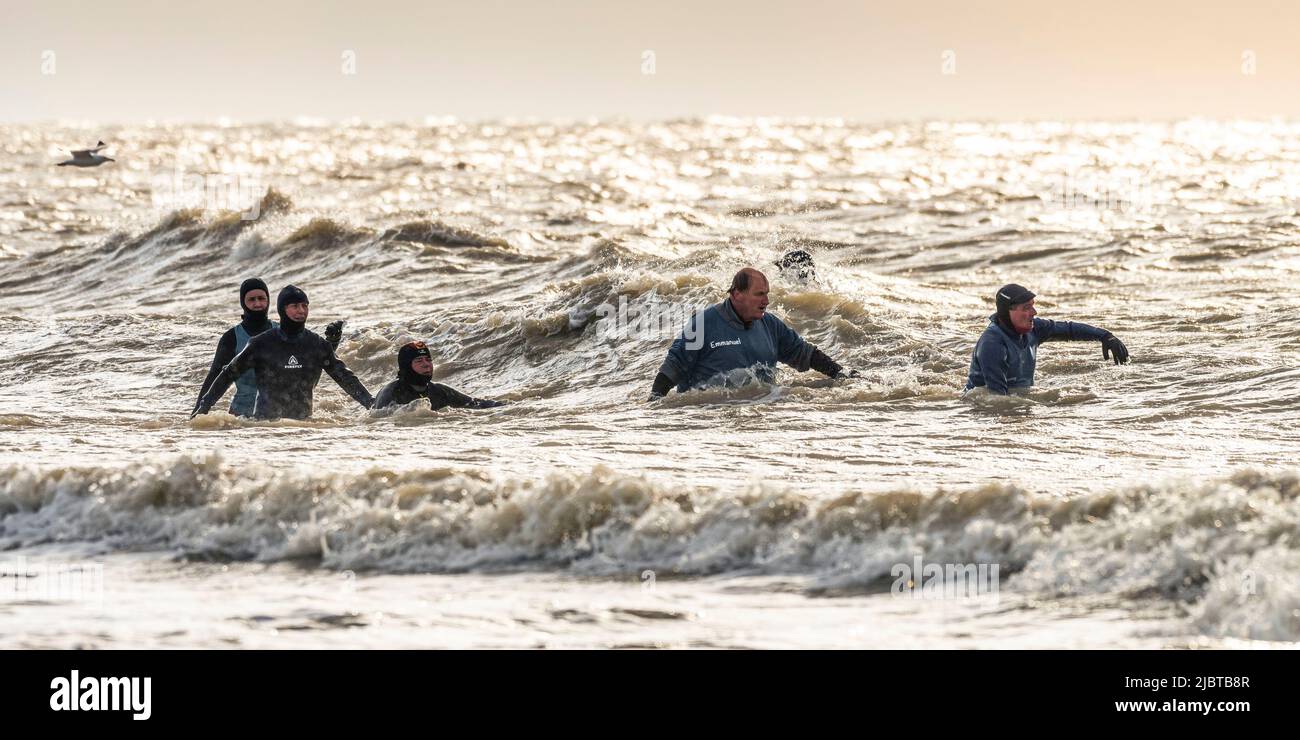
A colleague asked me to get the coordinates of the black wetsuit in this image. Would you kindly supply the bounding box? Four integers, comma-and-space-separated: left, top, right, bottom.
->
194, 284, 371, 420
195, 328, 371, 419
373, 379, 503, 410
372, 339, 505, 411
196, 321, 341, 408
196, 318, 269, 411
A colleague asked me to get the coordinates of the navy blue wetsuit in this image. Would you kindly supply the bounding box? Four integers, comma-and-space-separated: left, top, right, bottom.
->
655, 299, 842, 394
965, 315, 1110, 394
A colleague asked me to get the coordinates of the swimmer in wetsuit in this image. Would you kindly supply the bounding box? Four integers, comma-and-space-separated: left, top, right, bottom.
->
373, 341, 505, 411
775, 249, 816, 282
192, 285, 371, 419
649, 267, 856, 399
195, 278, 346, 416
965, 283, 1130, 395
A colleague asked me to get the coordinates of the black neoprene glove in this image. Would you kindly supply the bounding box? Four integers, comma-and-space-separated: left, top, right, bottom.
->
649, 371, 674, 400
810, 348, 858, 379
1101, 333, 1129, 365
324, 320, 345, 349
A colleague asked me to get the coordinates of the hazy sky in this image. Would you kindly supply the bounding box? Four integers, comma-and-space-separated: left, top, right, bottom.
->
3, 0, 1299, 123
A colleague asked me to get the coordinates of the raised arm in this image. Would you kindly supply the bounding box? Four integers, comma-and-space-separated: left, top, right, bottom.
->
773, 318, 816, 372
323, 320, 345, 351
1032, 317, 1109, 342
771, 315, 856, 379
1033, 318, 1129, 364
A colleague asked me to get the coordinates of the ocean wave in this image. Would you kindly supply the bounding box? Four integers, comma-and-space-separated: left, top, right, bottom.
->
0, 413, 45, 429
1, 456, 1295, 640
283, 217, 373, 250
380, 220, 510, 249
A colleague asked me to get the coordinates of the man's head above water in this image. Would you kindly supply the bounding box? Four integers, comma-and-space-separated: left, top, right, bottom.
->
996, 283, 1037, 334
728, 267, 770, 324
775, 249, 816, 282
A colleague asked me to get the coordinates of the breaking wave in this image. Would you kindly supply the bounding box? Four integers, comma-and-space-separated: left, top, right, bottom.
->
1, 457, 1295, 641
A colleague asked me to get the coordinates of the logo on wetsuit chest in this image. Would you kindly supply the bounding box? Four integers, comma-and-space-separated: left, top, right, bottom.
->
284, 355, 301, 369
710, 338, 742, 349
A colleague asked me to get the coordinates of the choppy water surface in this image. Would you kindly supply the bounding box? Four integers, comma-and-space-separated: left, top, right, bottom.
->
1, 119, 1297, 647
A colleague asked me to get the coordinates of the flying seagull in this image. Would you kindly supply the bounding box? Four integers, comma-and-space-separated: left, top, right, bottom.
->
57, 141, 114, 167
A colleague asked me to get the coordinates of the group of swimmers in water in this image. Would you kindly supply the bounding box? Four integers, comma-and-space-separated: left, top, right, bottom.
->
191, 251, 1130, 420
191, 279, 503, 420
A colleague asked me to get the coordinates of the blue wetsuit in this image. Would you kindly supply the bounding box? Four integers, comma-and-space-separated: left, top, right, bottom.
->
656, 299, 820, 392
230, 322, 276, 415
965, 315, 1110, 394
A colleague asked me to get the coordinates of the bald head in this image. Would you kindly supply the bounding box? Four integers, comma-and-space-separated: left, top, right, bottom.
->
728, 267, 767, 295
727, 267, 769, 324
